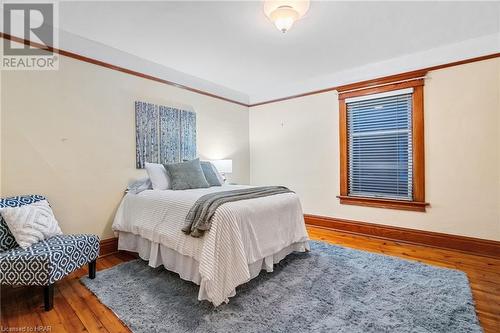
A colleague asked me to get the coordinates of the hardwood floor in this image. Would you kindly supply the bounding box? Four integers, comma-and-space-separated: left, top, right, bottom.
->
1, 226, 499, 332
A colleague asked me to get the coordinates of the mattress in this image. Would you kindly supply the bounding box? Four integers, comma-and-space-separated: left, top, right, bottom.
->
112, 185, 310, 306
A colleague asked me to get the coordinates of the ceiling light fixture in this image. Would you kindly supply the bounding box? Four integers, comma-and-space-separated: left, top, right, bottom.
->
264, 0, 310, 33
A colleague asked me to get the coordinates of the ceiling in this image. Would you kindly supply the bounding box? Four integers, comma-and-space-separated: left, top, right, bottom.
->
58, 1, 500, 104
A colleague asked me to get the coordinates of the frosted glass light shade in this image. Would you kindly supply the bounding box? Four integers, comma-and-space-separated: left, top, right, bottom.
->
211, 159, 233, 174
270, 7, 299, 33
264, 0, 310, 33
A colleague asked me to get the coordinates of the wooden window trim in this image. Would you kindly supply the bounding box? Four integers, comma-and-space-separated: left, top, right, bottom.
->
338, 77, 429, 212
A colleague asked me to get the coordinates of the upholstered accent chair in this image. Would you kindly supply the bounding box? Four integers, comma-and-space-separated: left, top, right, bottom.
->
0, 195, 100, 311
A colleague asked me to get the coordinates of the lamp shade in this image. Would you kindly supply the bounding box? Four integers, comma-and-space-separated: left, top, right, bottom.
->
264, 0, 310, 33
270, 6, 299, 33
263, 0, 310, 18
211, 159, 233, 174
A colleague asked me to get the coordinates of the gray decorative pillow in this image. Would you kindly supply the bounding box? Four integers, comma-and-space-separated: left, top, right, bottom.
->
164, 158, 210, 190
200, 161, 223, 187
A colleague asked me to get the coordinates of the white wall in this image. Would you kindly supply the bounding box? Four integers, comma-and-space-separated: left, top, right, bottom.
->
250, 58, 500, 241
2, 41, 498, 242
1, 52, 250, 239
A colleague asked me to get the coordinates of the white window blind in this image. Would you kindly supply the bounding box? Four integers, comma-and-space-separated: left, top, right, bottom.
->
346, 89, 413, 201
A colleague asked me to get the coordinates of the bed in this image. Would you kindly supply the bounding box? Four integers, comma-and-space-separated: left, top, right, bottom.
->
112, 184, 310, 306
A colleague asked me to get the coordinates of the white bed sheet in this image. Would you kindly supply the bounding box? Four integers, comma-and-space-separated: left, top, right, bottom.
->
112, 185, 310, 306
117, 231, 308, 301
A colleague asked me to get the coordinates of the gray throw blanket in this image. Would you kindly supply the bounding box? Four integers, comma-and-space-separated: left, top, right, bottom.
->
182, 186, 293, 237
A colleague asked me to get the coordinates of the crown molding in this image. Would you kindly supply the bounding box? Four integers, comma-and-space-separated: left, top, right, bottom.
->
2, 32, 499, 109
249, 33, 500, 106
248, 52, 500, 107
0, 31, 250, 107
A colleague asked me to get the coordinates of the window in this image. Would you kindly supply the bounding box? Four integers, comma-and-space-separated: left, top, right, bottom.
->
337, 78, 427, 211
347, 89, 413, 200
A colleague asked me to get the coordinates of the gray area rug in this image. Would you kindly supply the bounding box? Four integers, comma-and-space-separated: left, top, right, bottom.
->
81, 241, 481, 333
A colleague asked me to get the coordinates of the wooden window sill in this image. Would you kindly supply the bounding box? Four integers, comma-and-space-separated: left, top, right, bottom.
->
337, 195, 429, 212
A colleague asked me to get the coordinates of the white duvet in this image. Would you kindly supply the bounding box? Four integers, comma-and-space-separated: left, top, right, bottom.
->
112, 185, 309, 306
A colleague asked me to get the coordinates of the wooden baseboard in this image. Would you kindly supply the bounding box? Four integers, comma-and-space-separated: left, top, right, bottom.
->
99, 237, 118, 257
305, 214, 500, 259
99, 216, 500, 259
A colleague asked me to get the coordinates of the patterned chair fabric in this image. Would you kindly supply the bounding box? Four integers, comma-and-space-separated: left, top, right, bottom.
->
0, 195, 100, 286
0, 234, 100, 286
0, 195, 46, 252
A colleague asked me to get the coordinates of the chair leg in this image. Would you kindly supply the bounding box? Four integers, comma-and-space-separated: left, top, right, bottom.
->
43, 284, 54, 311
89, 259, 96, 279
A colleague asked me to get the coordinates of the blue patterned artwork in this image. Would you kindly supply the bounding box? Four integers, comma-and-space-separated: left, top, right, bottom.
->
159, 106, 181, 164
135, 102, 159, 168
180, 110, 197, 161
136, 101, 196, 168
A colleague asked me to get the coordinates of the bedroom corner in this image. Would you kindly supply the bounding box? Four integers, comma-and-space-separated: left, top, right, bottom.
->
0, 35, 251, 240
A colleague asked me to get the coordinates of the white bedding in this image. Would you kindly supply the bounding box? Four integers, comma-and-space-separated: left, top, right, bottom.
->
112, 185, 310, 306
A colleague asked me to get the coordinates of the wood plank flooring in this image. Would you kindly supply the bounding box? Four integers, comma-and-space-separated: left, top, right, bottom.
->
1, 226, 499, 332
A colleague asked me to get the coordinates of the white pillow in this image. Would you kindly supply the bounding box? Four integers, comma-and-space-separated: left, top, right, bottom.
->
145, 162, 171, 190
0, 200, 63, 249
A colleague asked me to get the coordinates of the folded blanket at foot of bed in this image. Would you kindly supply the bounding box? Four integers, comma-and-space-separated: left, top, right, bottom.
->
182, 186, 293, 237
